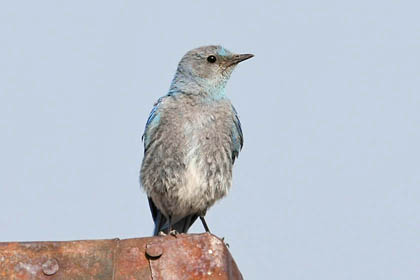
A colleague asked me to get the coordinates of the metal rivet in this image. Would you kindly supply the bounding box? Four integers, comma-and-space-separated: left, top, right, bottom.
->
42, 258, 59, 276
146, 245, 163, 258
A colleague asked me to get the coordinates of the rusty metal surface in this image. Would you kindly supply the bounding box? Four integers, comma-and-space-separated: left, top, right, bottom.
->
147, 233, 242, 280
0, 233, 242, 280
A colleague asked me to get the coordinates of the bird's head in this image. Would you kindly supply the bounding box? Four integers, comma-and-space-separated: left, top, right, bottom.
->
170, 45, 253, 98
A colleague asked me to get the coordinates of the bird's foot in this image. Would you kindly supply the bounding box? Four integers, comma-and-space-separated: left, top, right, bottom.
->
169, 230, 179, 237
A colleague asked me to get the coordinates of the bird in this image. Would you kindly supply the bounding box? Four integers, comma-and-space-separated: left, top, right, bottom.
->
140, 45, 253, 236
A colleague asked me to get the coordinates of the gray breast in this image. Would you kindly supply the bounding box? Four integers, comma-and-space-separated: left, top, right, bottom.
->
141, 95, 235, 220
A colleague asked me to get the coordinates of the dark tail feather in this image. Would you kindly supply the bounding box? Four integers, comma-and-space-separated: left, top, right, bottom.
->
152, 210, 168, 236
149, 198, 167, 236
172, 214, 199, 233
153, 213, 199, 236
148, 197, 199, 235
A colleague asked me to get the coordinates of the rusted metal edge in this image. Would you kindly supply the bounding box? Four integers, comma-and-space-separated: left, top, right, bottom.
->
0, 233, 242, 280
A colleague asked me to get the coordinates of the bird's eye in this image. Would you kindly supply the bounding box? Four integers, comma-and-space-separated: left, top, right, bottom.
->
207, 55, 217, 63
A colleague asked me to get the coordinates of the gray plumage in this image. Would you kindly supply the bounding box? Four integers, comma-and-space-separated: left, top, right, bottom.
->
140, 45, 253, 235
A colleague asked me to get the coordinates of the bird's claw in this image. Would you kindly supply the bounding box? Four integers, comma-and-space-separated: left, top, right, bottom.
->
221, 237, 230, 248
157, 230, 179, 237
169, 230, 179, 237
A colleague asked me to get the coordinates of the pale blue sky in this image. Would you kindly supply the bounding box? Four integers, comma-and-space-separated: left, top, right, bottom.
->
1, 1, 419, 279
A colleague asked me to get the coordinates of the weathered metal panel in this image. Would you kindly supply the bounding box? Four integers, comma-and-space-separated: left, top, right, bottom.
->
146, 234, 242, 280
0, 239, 119, 280
113, 237, 153, 280
0, 233, 242, 280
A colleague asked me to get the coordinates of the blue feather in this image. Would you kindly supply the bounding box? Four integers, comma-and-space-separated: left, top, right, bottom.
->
231, 105, 243, 163
142, 97, 164, 149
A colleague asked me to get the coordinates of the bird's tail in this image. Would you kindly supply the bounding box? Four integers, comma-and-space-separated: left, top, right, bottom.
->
153, 213, 199, 236
149, 197, 198, 236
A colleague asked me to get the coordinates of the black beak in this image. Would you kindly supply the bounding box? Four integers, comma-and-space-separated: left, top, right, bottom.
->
228, 53, 254, 66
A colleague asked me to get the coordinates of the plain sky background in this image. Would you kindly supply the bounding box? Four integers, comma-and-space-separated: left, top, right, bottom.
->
1, 1, 419, 279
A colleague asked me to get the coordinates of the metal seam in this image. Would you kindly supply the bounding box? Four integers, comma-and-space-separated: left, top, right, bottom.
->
111, 238, 120, 280
146, 242, 155, 280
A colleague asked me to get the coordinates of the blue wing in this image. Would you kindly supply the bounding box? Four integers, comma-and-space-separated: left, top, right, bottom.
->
142, 97, 164, 151
231, 105, 244, 163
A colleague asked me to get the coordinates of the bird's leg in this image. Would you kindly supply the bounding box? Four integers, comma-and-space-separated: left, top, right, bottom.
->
199, 216, 211, 233
168, 215, 178, 237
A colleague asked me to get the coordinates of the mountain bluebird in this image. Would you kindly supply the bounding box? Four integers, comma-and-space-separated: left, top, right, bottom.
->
140, 45, 253, 235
